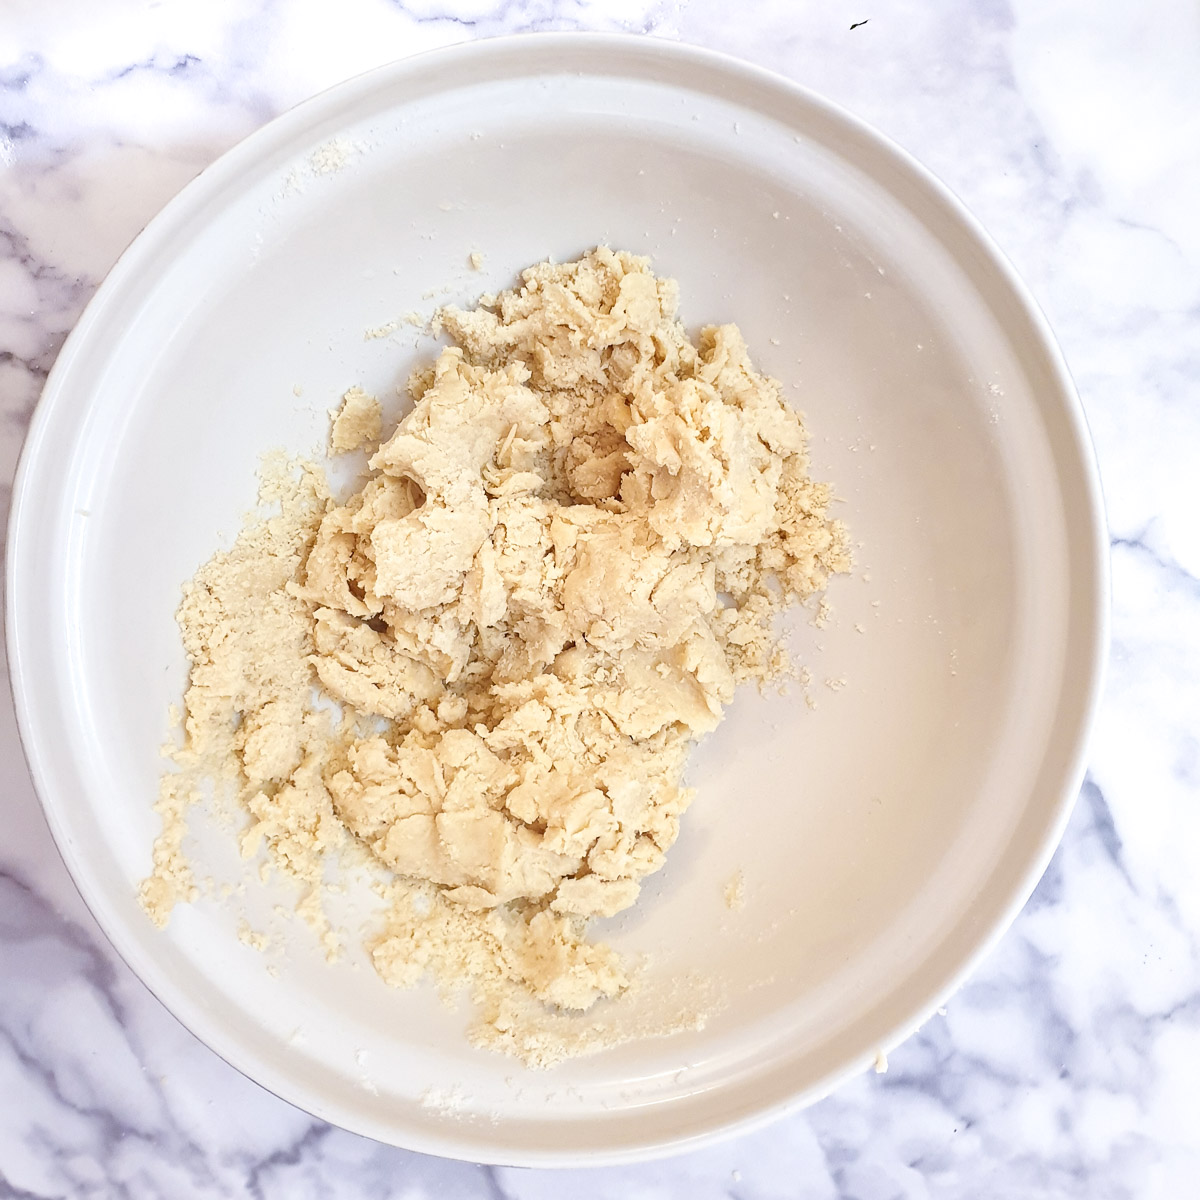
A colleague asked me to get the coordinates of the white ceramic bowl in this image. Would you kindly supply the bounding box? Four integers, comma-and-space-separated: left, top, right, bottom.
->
7, 34, 1107, 1165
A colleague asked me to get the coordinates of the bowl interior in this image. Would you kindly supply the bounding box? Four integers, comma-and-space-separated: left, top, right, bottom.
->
9, 37, 1103, 1163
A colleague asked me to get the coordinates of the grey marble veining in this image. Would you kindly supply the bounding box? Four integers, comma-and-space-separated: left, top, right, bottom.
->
2, 1, 1198, 1195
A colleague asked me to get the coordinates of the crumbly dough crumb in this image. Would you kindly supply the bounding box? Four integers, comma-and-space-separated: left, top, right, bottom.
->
142, 248, 849, 1064
724, 870, 745, 911
329, 386, 382, 453
364, 320, 399, 341
138, 776, 200, 923
237, 920, 270, 953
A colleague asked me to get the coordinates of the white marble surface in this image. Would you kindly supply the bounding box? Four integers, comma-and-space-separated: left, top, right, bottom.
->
2, 0, 1198, 1194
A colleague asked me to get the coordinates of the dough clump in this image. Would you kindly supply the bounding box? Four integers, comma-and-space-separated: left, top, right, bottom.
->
141, 248, 849, 1060
329, 385, 382, 454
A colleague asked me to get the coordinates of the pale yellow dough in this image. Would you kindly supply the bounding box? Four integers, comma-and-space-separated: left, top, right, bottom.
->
141, 248, 849, 1063
329, 385, 382, 454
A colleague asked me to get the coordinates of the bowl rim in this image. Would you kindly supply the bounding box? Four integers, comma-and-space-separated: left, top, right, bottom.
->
5, 30, 1110, 1166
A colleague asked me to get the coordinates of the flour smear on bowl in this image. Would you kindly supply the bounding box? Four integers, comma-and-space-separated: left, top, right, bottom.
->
139, 247, 850, 1066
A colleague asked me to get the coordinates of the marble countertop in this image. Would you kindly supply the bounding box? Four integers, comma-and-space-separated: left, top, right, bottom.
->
3, 1, 1198, 1195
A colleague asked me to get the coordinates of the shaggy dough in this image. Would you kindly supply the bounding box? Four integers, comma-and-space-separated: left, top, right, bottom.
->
142, 248, 849, 1061
329, 385, 382, 454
